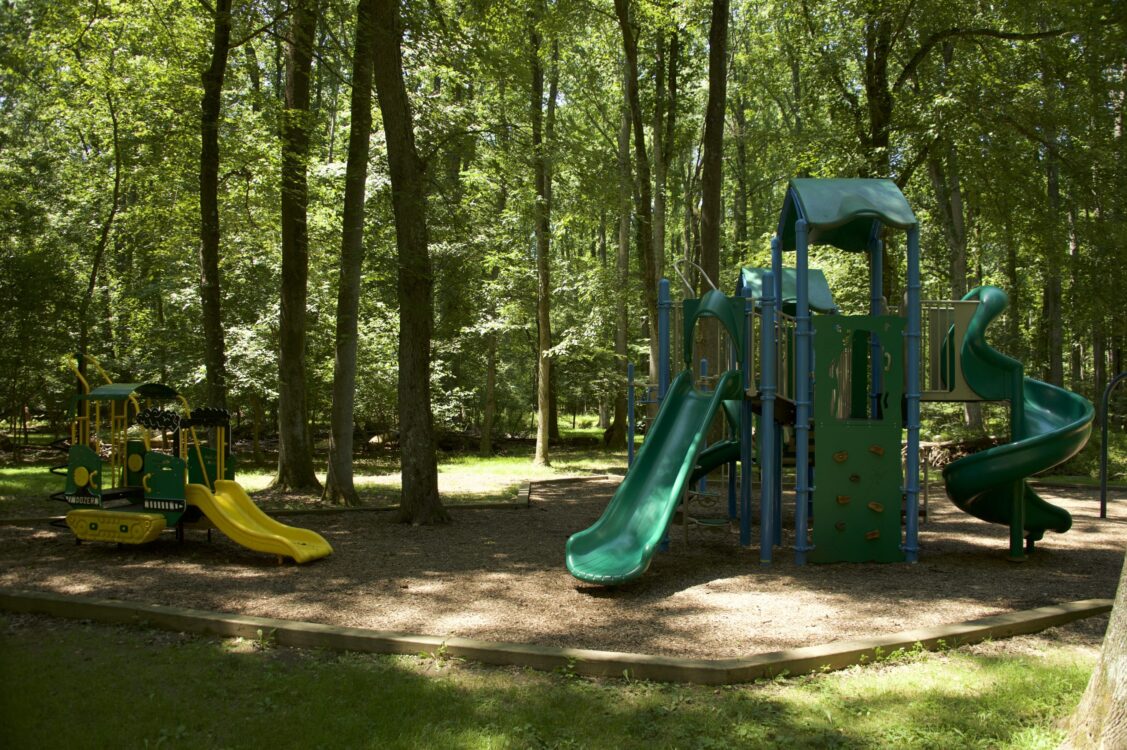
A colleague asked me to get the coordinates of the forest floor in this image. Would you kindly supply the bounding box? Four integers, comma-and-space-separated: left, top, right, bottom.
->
0, 476, 1123, 660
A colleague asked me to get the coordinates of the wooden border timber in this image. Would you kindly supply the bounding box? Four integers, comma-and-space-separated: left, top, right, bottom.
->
0, 589, 1110, 685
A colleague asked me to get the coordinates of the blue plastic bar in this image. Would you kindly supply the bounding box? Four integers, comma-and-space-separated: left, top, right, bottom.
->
739, 286, 753, 542
794, 219, 812, 565
759, 271, 777, 560
903, 226, 921, 562
627, 362, 636, 467
658, 278, 672, 402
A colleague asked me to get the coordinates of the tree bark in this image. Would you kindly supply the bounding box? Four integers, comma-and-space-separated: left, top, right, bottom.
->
274, 0, 321, 492
1061, 550, 1127, 748
699, 0, 728, 295
199, 0, 231, 412
77, 96, 122, 382
478, 330, 496, 456
606, 88, 632, 451
323, 0, 376, 506
614, 0, 659, 391
371, 0, 447, 524
530, 5, 553, 465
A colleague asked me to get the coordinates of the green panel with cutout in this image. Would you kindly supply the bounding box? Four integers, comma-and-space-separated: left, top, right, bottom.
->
812, 315, 905, 563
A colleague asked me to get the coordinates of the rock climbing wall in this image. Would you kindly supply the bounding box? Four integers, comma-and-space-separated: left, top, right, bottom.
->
811, 315, 905, 563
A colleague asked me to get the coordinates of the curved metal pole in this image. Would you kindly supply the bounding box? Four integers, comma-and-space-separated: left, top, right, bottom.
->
1100, 372, 1127, 518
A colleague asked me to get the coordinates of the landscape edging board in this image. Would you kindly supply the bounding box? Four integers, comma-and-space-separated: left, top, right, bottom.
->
0, 588, 1111, 685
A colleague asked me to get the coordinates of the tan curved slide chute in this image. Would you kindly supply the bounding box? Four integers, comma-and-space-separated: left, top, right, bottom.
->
186, 480, 332, 563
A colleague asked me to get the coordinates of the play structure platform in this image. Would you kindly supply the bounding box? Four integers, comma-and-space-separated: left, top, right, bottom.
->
567, 178, 1094, 584
54, 355, 332, 563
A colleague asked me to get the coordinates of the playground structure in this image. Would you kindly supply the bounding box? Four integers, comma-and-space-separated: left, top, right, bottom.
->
567, 178, 1094, 584
53, 354, 332, 563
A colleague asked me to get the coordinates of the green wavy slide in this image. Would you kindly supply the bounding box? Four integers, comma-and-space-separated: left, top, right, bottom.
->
942, 286, 1093, 547
567, 368, 742, 585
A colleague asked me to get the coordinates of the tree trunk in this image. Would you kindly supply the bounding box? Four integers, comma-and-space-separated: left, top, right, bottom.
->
606, 91, 631, 452
1044, 142, 1065, 387
323, 0, 376, 506
530, 5, 553, 466
1061, 550, 1127, 748
372, 0, 446, 524
199, 0, 231, 412
614, 0, 659, 391
478, 330, 496, 456
699, 0, 728, 295
274, 0, 321, 492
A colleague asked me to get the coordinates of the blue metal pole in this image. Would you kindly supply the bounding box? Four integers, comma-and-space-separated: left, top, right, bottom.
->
794, 220, 812, 565
1100, 373, 1127, 518
903, 226, 922, 563
627, 362, 636, 467
740, 286, 753, 543
698, 357, 709, 496
658, 278, 672, 403
759, 271, 777, 560
870, 237, 884, 418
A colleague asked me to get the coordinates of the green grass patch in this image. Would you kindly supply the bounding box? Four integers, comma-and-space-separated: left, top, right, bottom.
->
0, 614, 1094, 749
2, 442, 629, 516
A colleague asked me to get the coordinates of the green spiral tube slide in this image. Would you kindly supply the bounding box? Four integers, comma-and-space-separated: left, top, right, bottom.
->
942, 286, 1093, 557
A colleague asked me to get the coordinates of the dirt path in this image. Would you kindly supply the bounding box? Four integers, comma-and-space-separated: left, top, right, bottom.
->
1, 478, 1123, 659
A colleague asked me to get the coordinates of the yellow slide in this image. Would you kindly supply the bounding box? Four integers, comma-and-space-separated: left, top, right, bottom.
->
185, 480, 333, 564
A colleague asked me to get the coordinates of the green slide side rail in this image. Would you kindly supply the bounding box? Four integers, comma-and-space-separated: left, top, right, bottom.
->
566, 369, 742, 585
942, 286, 1093, 545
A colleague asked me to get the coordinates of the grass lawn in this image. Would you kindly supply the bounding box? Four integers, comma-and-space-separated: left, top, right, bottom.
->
0, 439, 629, 517
0, 613, 1095, 750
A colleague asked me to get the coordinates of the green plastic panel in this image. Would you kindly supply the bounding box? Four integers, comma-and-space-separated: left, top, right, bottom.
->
682, 291, 746, 366
812, 315, 905, 563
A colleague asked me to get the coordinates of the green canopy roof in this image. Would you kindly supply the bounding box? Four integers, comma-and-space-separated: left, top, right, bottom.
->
84, 382, 180, 401
777, 178, 916, 252
737, 267, 837, 314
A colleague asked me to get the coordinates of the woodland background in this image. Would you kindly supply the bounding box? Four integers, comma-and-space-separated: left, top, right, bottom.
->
1, 0, 1125, 502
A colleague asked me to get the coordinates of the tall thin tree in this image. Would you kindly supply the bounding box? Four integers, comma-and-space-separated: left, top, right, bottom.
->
199, 0, 232, 411
699, 0, 728, 293
275, 0, 321, 492
324, 0, 377, 506
371, 0, 447, 524
530, 3, 553, 466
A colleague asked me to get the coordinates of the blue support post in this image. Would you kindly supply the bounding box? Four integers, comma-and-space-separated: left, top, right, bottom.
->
1101, 373, 1127, 518
627, 362, 636, 467
739, 287, 753, 542
903, 226, 922, 562
697, 357, 709, 496
870, 237, 884, 418
658, 279, 672, 402
794, 220, 813, 565
759, 272, 777, 560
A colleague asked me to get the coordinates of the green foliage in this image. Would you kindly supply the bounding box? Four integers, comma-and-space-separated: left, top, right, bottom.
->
0, 0, 1123, 471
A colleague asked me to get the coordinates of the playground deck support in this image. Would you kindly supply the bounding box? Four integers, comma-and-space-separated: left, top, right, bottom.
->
793, 219, 813, 565
739, 286, 754, 546
759, 272, 778, 561
904, 226, 922, 562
